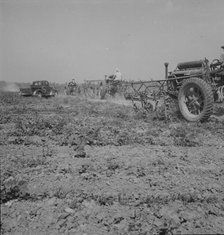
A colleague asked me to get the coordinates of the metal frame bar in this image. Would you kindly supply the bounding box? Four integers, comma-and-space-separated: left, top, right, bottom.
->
84, 80, 104, 83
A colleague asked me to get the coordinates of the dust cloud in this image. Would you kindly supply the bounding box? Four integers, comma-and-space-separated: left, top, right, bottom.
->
0, 83, 19, 92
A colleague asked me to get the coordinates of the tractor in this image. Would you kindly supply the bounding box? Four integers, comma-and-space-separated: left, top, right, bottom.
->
99, 76, 126, 99
65, 80, 78, 95
166, 58, 224, 121
125, 58, 224, 122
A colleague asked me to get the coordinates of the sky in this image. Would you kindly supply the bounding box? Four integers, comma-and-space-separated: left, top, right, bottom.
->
1, 0, 224, 83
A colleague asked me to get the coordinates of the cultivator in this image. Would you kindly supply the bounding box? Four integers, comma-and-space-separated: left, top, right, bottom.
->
82, 79, 128, 99
100, 79, 128, 99
124, 59, 224, 122
124, 79, 176, 119
83, 80, 103, 98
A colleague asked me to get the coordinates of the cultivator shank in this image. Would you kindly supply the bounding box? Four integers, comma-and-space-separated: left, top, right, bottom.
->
124, 79, 176, 116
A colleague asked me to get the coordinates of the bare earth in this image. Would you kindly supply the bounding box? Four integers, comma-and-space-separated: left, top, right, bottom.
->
0, 92, 224, 235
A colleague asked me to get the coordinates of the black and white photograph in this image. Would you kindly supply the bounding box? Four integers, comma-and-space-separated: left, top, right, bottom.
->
0, 0, 224, 234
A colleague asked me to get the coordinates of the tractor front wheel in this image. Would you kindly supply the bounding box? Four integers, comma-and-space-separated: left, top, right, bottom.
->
178, 77, 214, 122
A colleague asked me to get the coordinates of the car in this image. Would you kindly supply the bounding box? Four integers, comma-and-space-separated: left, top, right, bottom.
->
19, 80, 57, 98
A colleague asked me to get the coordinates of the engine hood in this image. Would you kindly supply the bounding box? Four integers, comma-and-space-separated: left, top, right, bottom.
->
170, 69, 202, 76
176, 60, 204, 70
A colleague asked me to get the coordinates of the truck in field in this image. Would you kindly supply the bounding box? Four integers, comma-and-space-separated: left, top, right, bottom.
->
19, 80, 57, 98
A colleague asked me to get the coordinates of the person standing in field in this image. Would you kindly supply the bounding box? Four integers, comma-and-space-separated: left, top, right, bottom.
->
114, 68, 122, 80
107, 68, 122, 81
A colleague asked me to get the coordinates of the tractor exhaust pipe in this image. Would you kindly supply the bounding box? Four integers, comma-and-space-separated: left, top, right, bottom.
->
164, 62, 169, 79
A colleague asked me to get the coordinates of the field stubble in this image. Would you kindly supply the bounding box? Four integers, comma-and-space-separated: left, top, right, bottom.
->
0, 92, 224, 235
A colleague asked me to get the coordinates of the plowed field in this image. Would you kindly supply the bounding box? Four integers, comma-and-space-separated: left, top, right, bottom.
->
1, 92, 224, 235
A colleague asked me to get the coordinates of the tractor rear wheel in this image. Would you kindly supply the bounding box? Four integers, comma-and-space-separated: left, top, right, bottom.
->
178, 77, 214, 122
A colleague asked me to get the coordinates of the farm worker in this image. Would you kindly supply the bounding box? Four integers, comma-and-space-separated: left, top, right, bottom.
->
220, 46, 224, 65
114, 68, 122, 80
